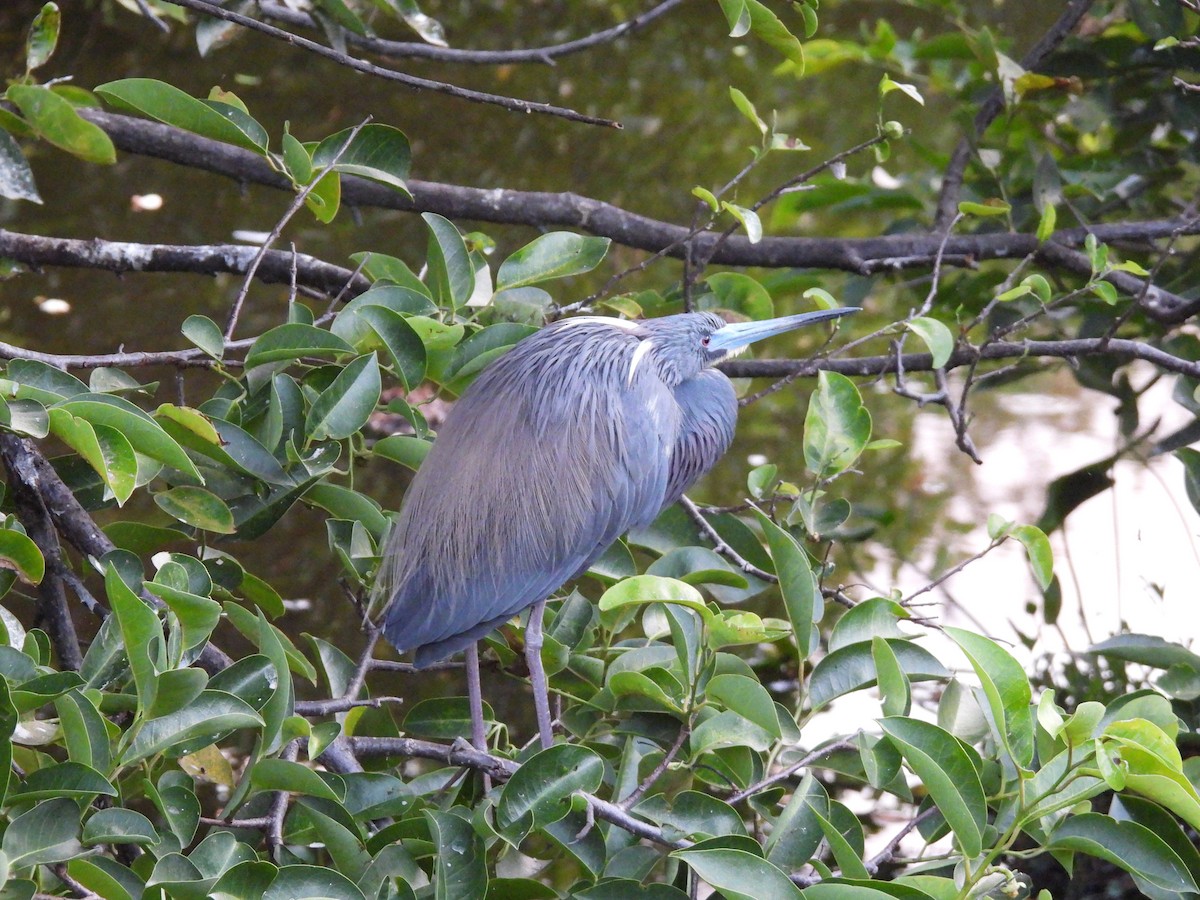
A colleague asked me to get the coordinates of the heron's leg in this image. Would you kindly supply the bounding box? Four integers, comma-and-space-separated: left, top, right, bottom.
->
525, 598, 554, 749
465, 642, 487, 754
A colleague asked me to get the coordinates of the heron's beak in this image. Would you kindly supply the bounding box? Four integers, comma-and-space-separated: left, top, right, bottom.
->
707, 307, 860, 354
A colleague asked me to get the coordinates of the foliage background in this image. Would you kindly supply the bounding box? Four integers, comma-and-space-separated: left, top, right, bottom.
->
0, 0, 1199, 897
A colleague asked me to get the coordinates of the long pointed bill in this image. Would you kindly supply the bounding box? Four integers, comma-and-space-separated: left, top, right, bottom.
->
707, 307, 860, 354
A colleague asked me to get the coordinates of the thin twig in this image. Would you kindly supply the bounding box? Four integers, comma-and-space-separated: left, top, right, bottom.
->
224, 117, 372, 339
161, 0, 621, 128
727, 739, 857, 805
679, 495, 777, 583
257, 0, 684, 66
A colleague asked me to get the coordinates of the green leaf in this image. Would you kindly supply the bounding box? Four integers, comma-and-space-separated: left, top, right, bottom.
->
706, 673, 781, 737
425, 811, 486, 900
872, 635, 910, 717
634, 792, 747, 841
496, 232, 611, 291
49, 409, 137, 504
945, 627, 1034, 769
729, 87, 767, 135
879, 717, 985, 857
957, 199, 1011, 217
744, 0, 805, 71
312, 124, 411, 195
182, 315, 224, 360
7, 84, 115, 164
244, 323, 356, 368
598, 575, 708, 614
95, 79, 267, 153
120, 690, 263, 765
305, 353, 381, 441
371, 434, 431, 470
752, 510, 819, 657
672, 848, 804, 900
0, 528, 44, 585
879, 75, 926, 106
106, 563, 163, 713
721, 201, 763, 243
906, 317, 954, 368
54, 690, 112, 775
9, 761, 116, 804
262, 865, 367, 900
692, 186, 719, 211
56, 394, 203, 483
82, 808, 158, 847
1088, 633, 1200, 671
718, 0, 750, 37
422, 212, 474, 310
352, 305, 426, 390
402, 696, 494, 740
252, 758, 341, 801
496, 745, 604, 836
1, 798, 83, 868
0, 129, 41, 203
810, 639, 948, 709
1012, 524, 1053, 589
154, 486, 236, 534
25, 3, 60, 72
1048, 814, 1198, 894
1036, 202, 1057, 243
803, 370, 871, 476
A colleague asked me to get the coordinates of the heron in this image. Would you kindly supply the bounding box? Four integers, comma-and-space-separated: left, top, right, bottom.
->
374, 307, 858, 751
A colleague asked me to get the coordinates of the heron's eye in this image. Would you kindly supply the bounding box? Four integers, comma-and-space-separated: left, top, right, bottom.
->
701, 336, 711, 347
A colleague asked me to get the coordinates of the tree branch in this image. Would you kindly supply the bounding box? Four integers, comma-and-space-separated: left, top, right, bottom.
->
69, 108, 1200, 311
0, 434, 84, 671
0, 228, 371, 299
721, 336, 1200, 380
161, 0, 621, 128
256, 0, 686, 66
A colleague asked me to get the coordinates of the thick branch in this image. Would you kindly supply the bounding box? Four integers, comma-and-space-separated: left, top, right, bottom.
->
0, 228, 371, 299
0, 434, 83, 671
162, 0, 620, 128
21, 445, 234, 674
70, 109, 1200, 313
256, 0, 685, 66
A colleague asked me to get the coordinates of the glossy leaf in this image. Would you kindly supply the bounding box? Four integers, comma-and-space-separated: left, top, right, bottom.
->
121, 690, 263, 764
1048, 814, 1198, 894
95, 78, 268, 152
672, 848, 804, 900
312, 123, 411, 195
154, 486, 236, 534
0, 126, 41, 203
496, 232, 611, 291
906, 317, 954, 368
753, 510, 819, 657
946, 627, 1034, 769
496, 744, 604, 836
879, 717, 985, 857
0, 529, 44, 586
305, 353, 381, 441
804, 371, 871, 477
8, 84, 115, 164
244, 324, 356, 368
422, 212, 474, 310
57, 394, 202, 483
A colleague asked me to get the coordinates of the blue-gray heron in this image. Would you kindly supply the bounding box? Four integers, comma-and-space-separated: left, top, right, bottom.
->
375, 308, 858, 749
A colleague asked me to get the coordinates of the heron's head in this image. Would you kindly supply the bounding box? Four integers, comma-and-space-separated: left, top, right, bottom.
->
637, 308, 859, 386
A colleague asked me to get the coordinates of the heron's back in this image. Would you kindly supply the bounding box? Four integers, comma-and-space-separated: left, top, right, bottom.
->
376, 320, 677, 663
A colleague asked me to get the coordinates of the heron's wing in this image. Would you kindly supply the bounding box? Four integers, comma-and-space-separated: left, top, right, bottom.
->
660, 369, 738, 510
379, 324, 674, 663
